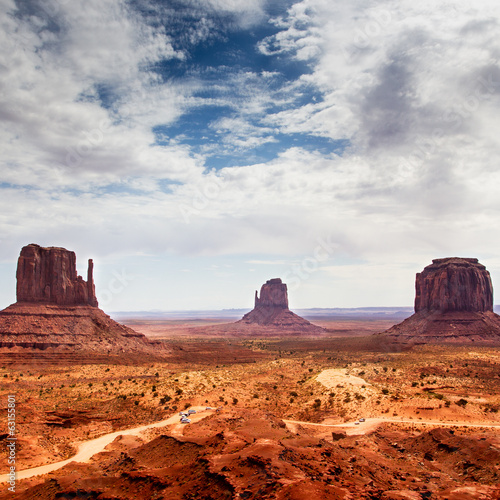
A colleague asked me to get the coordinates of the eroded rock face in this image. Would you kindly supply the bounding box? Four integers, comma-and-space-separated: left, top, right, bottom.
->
414, 257, 493, 313
239, 278, 323, 333
380, 257, 500, 344
254, 278, 288, 309
16, 244, 98, 307
0, 244, 166, 359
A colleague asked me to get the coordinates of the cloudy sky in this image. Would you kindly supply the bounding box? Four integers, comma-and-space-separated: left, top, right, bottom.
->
1, 0, 500, 312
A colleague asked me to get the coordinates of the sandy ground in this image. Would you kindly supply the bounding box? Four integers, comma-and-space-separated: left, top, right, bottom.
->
3, 406, 499, 484
315, 368, 371, 388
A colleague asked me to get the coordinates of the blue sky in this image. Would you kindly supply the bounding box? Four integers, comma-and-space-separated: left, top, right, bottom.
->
1, 0, 500, 311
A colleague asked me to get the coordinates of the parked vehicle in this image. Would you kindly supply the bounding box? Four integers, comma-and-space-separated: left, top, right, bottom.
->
359, 418, 365, 422
180, 418, 191, 424
187, 409, 196, 414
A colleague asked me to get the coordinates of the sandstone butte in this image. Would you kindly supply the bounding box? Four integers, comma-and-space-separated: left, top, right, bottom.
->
238, 278, 324, 333
0, 244, 164, 363
380, 257, 500, 344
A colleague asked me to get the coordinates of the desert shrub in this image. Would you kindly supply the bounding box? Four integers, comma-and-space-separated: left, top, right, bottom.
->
456, 398, 468, 407
382, 388, 389, 395
313, 399, 321, 409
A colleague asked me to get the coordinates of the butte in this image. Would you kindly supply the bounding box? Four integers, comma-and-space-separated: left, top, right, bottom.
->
237, 278, 324, 334
379, 257, 500, 344
0, 244, 164, 363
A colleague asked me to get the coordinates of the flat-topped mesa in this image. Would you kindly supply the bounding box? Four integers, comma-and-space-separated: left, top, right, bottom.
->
379, 257, 500, 344
254, 278, 288, 309
16, 244, 99, 307
414, 257, 493, 313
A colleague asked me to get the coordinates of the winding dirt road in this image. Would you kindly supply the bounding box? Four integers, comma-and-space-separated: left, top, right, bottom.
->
2, 408, 499, 484
284, 417, 500, 436
0, 406, 213, 483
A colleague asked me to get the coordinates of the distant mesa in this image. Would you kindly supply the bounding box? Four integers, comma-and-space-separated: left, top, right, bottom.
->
380, 257, 500, 344
0, 244, 164, 362
238, 278, 324, 333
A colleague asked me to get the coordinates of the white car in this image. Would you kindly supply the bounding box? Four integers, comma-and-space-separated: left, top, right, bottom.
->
187, 409, 196, 414
180, 418, 191, 424
359, 418, 365, 422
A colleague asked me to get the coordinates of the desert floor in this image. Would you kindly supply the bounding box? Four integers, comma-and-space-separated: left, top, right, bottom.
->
0, 317, 499, 499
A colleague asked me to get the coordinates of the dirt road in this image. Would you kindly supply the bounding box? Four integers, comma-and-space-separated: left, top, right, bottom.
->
284, 417, 500, 435
0, 406, 213, 483
2, 408, 499, 484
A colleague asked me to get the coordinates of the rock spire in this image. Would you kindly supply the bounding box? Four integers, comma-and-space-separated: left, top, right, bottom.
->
16, 244, 98, 307
239, 278, 323, 333
0, 244, 165, 361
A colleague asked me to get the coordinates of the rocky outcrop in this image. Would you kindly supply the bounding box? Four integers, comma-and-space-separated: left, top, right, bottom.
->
415, 258, 493, 313
0, 244, 167, 361
380, 258, 500, 344
238, 278, 324, 333
16, 244, 98, 307
254, 278, 288, 309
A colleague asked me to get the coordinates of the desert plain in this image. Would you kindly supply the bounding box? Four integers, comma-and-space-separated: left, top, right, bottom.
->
1, 315, 499, 500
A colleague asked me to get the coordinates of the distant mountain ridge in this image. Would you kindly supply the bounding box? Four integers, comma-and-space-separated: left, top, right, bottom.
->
111, 305, 500, 322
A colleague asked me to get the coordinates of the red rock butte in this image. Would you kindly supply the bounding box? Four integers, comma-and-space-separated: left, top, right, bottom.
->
16, 244, 99, 307
380, 257, 500, 344
238, 278, 324, 333
0, 244, 164, 363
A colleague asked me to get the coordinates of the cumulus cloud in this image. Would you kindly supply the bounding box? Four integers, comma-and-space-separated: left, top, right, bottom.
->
2, 0, 500, 309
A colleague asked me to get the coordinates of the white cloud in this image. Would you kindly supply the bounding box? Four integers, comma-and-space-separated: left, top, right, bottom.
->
2, 0, 500, 309
0, 0, 203, 191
